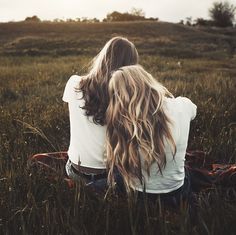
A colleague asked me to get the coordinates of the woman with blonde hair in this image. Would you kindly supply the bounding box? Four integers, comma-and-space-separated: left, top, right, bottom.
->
106, 65, 197, 204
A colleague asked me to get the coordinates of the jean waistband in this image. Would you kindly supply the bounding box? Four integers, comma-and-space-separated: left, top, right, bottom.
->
70, 163, 108, 181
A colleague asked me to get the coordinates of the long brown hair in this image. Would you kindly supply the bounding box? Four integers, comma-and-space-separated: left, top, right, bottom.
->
106, 65, 176, 190
78, 37, 139, 125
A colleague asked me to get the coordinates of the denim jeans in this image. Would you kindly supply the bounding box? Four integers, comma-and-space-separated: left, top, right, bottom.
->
65, 159, 109, 193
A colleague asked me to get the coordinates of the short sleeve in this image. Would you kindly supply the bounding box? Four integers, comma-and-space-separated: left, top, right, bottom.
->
180, 97, 197, 120
62, 75, 81, 103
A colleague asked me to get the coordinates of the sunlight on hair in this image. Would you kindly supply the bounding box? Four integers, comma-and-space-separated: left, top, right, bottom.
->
77, 36, 138, 125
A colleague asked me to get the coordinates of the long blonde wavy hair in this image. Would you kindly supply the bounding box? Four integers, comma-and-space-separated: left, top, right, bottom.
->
106, 65, 176, 190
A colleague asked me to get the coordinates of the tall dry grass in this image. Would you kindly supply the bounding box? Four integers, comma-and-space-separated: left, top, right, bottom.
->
0, 21, 236, 234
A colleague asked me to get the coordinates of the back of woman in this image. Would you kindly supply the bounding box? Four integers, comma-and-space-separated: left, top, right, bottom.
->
136, 96, 196, 193
62, 37, 139, 188
106, 65, 196, 197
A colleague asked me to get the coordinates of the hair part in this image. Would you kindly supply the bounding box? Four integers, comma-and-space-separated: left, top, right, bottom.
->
77, 37, 139, 125
106, 65, 176, 191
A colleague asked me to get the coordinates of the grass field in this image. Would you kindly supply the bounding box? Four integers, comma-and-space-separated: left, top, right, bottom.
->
0, 21, 236, 234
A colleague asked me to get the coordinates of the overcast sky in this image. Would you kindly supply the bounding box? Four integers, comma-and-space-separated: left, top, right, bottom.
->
0, 0, 236, 23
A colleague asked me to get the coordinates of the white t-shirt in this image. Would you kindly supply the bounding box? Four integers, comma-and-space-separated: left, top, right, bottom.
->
134, 96, 197, 193
62, 75, 107, 169
63, 74, 197, 193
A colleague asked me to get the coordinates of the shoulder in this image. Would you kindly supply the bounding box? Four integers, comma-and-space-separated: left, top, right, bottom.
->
176, 96, 196, 106
66, 74, 82, 86
62, 75, 83, 103
165, 96, 197, 120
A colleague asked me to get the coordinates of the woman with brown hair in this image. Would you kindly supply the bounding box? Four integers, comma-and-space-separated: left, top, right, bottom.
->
30, 37, 138, 191
63, 36, 139, 190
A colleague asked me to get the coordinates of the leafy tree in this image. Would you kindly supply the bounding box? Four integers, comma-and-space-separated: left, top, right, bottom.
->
209, 1, 236, 27
194, 18, 214, 27
185, 17, 192, 26
24, 15, 41, 22
130, 8, 145, 17
104, 9, 158, 22
105, 11, 143, 22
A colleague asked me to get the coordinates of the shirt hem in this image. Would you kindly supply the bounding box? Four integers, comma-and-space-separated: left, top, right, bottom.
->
135, 180, 185, 194
69, 157, 106, 169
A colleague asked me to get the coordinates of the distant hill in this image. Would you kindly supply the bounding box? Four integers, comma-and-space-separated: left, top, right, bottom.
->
0, 21, 235, 59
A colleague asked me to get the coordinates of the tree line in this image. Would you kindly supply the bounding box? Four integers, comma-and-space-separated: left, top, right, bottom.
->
24, 8, 158, 24
24, 1, 236, 28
